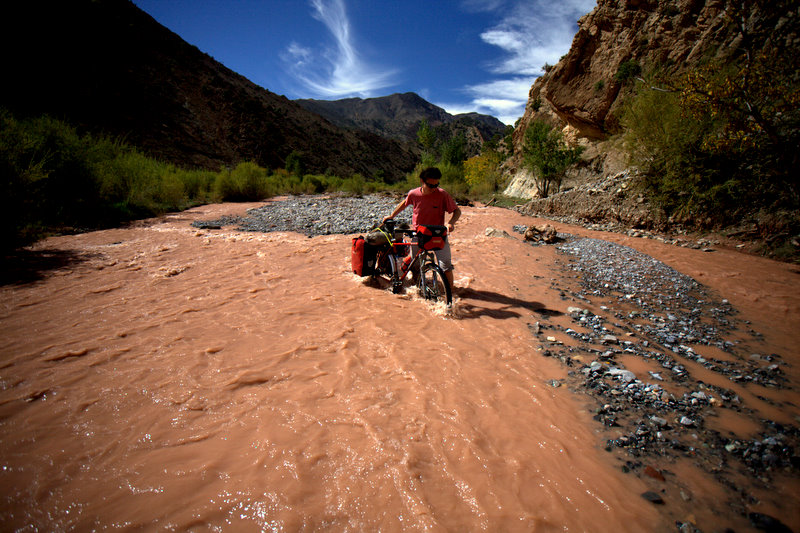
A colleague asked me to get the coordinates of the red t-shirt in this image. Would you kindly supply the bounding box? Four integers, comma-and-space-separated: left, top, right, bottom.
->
404, 187, 457, 227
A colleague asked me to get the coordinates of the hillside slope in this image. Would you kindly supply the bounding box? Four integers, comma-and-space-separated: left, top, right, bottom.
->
1, 0, 416, 181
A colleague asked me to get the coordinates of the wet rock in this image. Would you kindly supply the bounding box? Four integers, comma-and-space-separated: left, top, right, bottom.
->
485, 227, 512, 238
607, 368, 636, 383
641, 491, 665, 504
650, 416, 668, 428
676, 522, 701, 533
643, 465, 666, 481
524, 224, 559, 244
748, 512, 793, 533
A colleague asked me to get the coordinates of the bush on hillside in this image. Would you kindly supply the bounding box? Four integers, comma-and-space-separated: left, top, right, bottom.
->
464, 151, 505, 198
0, 109, 218, 251
615, 60, 641, 83
214, 161, 271, 201
622, 39, 799, 234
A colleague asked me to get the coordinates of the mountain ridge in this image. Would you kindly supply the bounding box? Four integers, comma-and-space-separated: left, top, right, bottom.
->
1, 0, 417, 181
295, 92, 507, 147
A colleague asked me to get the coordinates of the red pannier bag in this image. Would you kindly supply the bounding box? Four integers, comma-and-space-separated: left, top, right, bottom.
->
416, 225, 448, 251
351, 236, 377, 276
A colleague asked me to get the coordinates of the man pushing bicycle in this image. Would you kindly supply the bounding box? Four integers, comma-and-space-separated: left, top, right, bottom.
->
383, 167, 461, 290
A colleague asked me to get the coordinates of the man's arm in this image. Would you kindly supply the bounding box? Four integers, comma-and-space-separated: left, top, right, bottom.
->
383, 198, 407, 222
447, 207, 461, 233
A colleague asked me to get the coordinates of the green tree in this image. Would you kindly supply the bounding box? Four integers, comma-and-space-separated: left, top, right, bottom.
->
416, 119, 436, 153
285, 150, 305, 177
440, 132, 466, 167
521, 121, 583, 198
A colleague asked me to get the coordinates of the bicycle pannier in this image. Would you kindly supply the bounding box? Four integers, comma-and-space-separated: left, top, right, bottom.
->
351, 236, 377, 276
416, 225, 448, 251
366, 229, 390, 246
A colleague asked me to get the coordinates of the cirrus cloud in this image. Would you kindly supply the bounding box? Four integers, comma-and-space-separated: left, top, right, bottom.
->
282, 0, 397, 98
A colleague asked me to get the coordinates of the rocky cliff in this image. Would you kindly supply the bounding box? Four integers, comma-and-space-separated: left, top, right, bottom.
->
507, 0, 798, 213
1, 0, 417, 181
523, 0, 742, 141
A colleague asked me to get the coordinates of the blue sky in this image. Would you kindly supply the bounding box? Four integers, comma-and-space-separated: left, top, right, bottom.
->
131, 0, 596, 125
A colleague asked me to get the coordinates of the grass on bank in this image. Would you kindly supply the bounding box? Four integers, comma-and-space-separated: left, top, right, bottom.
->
1, 110, 512, 253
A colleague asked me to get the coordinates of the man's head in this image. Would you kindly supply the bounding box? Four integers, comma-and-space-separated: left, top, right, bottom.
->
419, 167, 441, 189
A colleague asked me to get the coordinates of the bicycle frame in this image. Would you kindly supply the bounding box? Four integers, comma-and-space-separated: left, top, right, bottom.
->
372, 219, 452, 305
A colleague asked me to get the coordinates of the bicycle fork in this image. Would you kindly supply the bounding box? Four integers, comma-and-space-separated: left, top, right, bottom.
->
391, 254, 412, 294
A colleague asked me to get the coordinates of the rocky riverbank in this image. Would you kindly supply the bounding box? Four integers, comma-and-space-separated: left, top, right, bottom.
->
515, 171, 800, 263
517, 228, 798, 531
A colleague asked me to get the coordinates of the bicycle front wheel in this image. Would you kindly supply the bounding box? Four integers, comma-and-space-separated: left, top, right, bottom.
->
375, 249, 403, 294
419, 261, 452, 306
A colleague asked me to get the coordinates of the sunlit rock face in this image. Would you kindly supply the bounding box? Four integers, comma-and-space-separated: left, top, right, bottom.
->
517, 0, 742, 142
506, 0, 797, 198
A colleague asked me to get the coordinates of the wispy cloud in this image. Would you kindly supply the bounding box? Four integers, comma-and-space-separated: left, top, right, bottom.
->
454, 0, 596, 124
282, 0, 397, 98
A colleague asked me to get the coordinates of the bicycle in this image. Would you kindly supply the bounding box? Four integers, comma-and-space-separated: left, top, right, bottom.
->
370, 218, 452, 307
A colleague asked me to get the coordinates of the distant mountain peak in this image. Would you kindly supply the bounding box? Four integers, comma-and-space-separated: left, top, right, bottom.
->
294, 93, 505, 145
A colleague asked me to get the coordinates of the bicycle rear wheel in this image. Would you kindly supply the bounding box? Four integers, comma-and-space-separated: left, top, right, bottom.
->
419, 260, 452, 306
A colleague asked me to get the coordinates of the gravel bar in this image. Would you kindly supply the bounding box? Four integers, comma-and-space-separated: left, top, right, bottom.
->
192, 194, 410, 236
533, 236, 797, 528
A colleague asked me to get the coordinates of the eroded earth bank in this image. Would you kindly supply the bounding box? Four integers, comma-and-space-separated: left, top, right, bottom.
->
1, 196, 798, 531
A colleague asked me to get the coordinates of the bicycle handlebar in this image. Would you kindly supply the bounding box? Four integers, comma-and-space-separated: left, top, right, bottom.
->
380, 218, 415, 236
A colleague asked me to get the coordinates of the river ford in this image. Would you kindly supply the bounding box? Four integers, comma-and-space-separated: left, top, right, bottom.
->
1, 196, 798, 531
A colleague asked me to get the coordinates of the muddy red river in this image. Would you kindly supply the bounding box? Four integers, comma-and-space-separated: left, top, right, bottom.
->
1, 201, 798, 531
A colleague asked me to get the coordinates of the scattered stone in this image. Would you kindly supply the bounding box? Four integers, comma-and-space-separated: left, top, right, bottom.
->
643, 465, 665, 481
485, 227, 512, 238
192, 194, 411, 237
529, 234, 798, 525
524, 224, 559, 244
748, 513, 793, 533
641, 491, 665, 504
